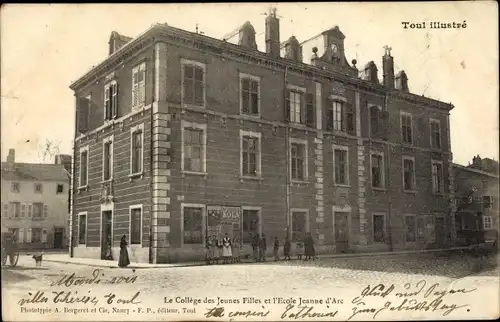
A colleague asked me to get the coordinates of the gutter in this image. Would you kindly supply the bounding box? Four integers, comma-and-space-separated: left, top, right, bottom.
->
284, 66, 291, 240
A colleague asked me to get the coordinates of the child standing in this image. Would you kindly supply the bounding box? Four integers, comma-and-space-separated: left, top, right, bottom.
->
296, 239, 304, 260
273, 236, 280, 261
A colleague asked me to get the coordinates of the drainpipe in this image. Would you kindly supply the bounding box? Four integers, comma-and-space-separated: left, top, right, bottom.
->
385, 93, 394, 252
284, 66, 291, 240
149, 37, 157, 264
70, 95, 78, 258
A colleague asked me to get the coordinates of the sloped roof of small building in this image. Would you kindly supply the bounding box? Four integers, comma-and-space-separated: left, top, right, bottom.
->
1, 162, 69, 182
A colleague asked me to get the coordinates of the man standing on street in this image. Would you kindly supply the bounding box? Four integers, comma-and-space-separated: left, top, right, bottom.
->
251, 233, 259, 262
259, 234, 267, 262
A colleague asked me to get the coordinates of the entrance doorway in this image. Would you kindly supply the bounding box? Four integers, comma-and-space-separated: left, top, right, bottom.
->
53, 228, 64, 249
334, 212, 349, 253
101, 211, 113, 260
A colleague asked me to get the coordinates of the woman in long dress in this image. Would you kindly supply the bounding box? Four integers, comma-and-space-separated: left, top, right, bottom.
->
231, 237, 240, 263
222, 233, 232, 264
118, 235, 130, 268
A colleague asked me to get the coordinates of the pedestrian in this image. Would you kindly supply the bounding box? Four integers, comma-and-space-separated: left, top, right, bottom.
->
296, 238, 304, 260
283, 235, 291, 261
304, 232, 316, 261
213, 235, 222, 264
118, 235, 130, 268
259, 234, 267, 262
210, 235, 219, 264
222, 233, 232, 264
273, 236, 280, 261
231, 237, 240, 263
251, 233, 260, 262
205, 236, 213, 264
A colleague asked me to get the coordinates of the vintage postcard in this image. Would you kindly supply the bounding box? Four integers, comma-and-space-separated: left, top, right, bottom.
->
1, 2, 499, 321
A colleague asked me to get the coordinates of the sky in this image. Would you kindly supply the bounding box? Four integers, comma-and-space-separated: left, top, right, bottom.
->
1, 2, 498, 166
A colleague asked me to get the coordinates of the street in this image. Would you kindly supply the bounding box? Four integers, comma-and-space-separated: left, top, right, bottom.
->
2, 251, 499, 321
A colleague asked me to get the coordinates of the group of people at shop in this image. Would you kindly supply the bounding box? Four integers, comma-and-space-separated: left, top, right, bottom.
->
204, 231, 317, 264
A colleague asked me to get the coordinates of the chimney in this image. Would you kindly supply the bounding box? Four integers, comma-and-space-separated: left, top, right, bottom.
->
6, 149, 15, 166
395, 71, 409, 92
363, 61, 379, 83
382, 46, 395, 89
265, 7, 280, 59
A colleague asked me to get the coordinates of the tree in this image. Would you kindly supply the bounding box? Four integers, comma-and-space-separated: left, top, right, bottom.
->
37, 139, 60, 163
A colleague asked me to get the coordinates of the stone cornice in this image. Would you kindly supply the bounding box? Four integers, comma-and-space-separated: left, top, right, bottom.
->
70, 24, 454, 112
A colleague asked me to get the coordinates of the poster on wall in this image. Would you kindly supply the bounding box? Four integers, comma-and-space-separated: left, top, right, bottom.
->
206, 206, 241, 240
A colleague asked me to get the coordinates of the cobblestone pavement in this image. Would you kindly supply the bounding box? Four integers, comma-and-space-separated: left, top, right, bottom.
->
2, 252, 499, 321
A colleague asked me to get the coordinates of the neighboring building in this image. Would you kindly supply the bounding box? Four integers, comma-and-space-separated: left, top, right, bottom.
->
1, 149, 70, 250
69, 10, 455, 263
453, 156, 499, 245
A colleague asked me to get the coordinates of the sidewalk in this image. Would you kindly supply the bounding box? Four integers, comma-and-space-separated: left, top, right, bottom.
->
35, 246, 477, 269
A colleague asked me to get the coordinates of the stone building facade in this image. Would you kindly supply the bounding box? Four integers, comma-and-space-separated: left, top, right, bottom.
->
1, 149, 70, 250
70, 11, 455, 263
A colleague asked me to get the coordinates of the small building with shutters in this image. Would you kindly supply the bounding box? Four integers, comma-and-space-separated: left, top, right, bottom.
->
69, 11, 456, 264
1, 149, 70, 250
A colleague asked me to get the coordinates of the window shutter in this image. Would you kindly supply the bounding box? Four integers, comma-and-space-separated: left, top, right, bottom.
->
326, 99, 333, 131
112, 83, 119, 118
380, 110, 389, 140
19, 229, 25, 243
132, 70, 138, 107
21, 203, 26, 218
43, 205, 48, 218
26, 228, 32, 243
346, 103, 355, 134
2, 203, 8, 218
42, 229, 48, 243
28, 204, 33, 218
285, 90, 291, 122
305, 93, 315, 128
78, 97, 89, 133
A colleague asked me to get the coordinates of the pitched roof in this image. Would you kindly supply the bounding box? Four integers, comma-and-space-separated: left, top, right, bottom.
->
1, 162, 69, 182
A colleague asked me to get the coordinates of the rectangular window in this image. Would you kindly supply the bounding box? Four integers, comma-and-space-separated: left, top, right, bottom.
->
424, 215, 436, 244
405, 215, 417, 243
332, 101, 344, 131
288, 91, 303, 123
32, 228, 42, 243
242, 209, 259, 244
33, 203, 43, 219
34, 183, 43, 194
291, 211, 307, 242
370, 105, 380, 136
184, 128, 204, 172
56, 184, 64, 194
241, 131, 261, 177
291, 142, 306, 181
431, 161, 444, 193
79, 147, 89, 187
183, 207, 203, 244
104, 81, 118, 120
131, 126, 143, 174
371, 153, 384, 188
482, 196, 492, 209
103, 138, 113, 181
78, 213, 87, 245
182, 60, 205, 107
11, 182, 20, 193
240, 74, 260, 115
334, 147, 348, 185
132, 62, 146, 108
130, 206, 142, 245
430, 119, 441, 149
305, 93, 315, 127
483, 216, 493, 230
403, 157, 415, 191
9, 202, 20, 218
401, 112, 413, 144
373, 214, 385, 243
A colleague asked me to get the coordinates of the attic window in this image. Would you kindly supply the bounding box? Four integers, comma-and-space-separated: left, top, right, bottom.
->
34, 183, 43, 194
11, 182, 20, 193
57, 184, 64, 194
